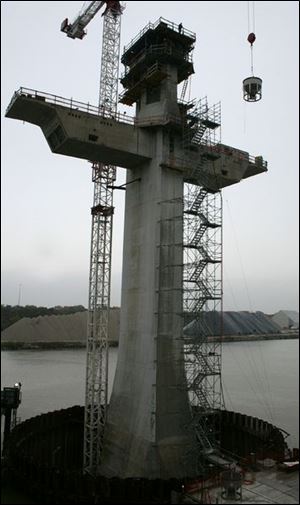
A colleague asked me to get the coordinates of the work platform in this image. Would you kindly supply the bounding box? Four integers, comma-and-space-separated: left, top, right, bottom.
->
5, 88, 150, 169
184, 465, 299, 504
120, 18, 195, 105
6, 88, 267, 190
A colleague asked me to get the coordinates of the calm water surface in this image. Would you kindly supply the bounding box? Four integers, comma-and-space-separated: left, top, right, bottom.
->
1, 340, 299, 448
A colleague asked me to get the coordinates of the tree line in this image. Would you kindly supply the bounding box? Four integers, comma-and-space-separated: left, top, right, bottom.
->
1, 304, 86, 331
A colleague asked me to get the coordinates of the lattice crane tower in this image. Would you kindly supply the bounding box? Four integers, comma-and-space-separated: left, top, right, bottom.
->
61, 0, 124, 475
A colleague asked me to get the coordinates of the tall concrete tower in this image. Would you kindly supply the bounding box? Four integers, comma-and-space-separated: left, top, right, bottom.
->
98, 19, 266, 479
5, 17, 267, 482
101, 20, 198, 479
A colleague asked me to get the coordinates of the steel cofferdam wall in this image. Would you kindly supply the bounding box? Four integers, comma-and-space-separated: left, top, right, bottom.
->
2, 406, 289, 504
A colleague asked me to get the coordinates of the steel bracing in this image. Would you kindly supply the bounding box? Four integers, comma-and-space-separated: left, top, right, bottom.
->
182, 97, 224, 471
84, 6, 122, 476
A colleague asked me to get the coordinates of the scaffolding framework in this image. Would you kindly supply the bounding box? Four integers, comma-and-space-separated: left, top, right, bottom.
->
84, 9, 121, 476
182, 98, 224, 469
156, 98, 224, 473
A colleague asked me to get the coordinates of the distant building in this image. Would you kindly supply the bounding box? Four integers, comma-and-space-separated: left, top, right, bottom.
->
271, 310, 299, 330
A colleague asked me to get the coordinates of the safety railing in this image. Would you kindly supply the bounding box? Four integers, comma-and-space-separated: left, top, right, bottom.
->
7, 87, 135, 126
161, 155, 195, 170
121, 43, 193, 79
161, 148, 267, 171
119, 62, 167, 103
145, 61, 166, 80
123, 17, 196, 54
134, 113, 182, 128
209, 144, 267, 167
6, 88, 268, 170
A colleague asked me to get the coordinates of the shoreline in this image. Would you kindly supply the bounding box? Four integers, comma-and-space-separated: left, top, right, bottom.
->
0, 341, 118, 351
1, 333, 298, 350
211, 332, 299, 342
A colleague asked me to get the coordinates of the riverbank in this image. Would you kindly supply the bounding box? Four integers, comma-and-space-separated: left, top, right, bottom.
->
0, 341, 119, 350
212, 332, 299, 342
1, 333, 298, 350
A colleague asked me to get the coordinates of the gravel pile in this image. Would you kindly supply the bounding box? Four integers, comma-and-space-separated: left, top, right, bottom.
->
1, 308, 120, 344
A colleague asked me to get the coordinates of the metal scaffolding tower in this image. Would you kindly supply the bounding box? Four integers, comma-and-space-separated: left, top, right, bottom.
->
182, 97, 224, 469
84, 6, 122, 476
157, 97, 224, 473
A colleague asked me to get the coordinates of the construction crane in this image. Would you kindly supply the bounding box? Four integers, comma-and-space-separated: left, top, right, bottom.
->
61, 0, 124, 476
61, 1, 122, 39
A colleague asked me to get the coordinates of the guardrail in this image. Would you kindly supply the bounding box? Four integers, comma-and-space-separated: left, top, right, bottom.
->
134, 113, 182, 127
210, 144, 267, 167
6, 88, 268, 170
162, 146, 267, 170
123, 17, 196, 55
121, 43, 193, 79
6, 87, 135, 126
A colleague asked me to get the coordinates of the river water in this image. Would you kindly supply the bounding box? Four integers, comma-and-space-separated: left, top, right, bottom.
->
1, 339, 299, 448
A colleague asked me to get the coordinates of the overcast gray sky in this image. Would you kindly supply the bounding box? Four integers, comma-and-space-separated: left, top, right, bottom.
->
1, 1, 299, 313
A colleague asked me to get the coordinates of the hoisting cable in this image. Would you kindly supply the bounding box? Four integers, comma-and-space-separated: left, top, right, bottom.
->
247, 1, 256, 76
244, 0, 262, 102
225, 199, 276, 424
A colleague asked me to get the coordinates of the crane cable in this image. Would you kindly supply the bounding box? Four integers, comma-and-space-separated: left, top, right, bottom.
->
247, 1, 256, 76
247, 1, 256, 33
224, 199, 276, 425
244, 1, 256, 132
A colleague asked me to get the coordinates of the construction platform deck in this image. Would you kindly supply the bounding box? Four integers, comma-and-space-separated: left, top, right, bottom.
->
6, 88, 267, 190
183, 464, 299, 504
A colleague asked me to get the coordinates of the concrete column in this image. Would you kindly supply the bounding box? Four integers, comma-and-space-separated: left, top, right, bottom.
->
100, 130, 197, 479
136, 65, 180, 121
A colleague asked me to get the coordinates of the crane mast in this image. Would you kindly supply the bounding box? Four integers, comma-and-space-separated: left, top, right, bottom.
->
61, 0, 123, 476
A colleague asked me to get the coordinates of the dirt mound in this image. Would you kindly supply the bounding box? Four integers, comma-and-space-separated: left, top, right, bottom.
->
1, 308, 120, 344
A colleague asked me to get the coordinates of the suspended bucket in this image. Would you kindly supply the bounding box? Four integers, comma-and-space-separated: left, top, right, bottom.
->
243, 76, 262, 102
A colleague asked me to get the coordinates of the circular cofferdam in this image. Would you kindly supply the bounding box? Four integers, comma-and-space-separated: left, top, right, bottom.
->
2, 406, 85, 504
219, 409, 288, 461
2, 406, 288, 504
